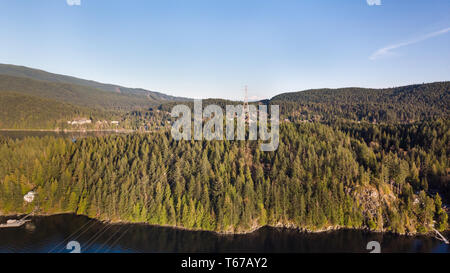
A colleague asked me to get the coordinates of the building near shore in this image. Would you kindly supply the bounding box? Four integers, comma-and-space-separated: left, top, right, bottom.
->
24, 191, 36, 203
67, 118, 92, 125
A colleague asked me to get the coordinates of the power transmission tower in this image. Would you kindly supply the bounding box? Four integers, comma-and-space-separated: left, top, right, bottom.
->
242, 85, 251, 159
243, 85, 249, 121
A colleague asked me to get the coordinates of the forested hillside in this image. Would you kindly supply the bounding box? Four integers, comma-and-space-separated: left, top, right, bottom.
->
0, 63, 186, 101
0, 123, 447, 234
0, 74, 176, 129
0, 64, 189, 129
1, 64, 448, 130
271, 82, 450, 123
0, 75, 156, 111
158, 98, 241, 112
0, 64, 448, 235
333, 119, 450, 201
0, 92, 100, 129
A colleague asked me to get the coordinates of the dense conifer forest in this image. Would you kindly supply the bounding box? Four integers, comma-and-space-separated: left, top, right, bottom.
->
0, 65, 448, 235
272, 82, 449, 123
0, 122, 447, 234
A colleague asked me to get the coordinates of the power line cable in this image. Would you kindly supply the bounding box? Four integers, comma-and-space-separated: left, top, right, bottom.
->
47, 218, 94, 253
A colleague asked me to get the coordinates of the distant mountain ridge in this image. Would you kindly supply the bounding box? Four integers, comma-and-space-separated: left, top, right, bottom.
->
270, 82, 449, 103
0, 64, 189, 129
0, 62, 448, 127
0, 63, 186, 102
0, 74, 164, 111
270, 81, 450, 122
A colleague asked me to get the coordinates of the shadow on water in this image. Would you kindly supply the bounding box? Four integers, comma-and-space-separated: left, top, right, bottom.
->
0, 214, 448, 253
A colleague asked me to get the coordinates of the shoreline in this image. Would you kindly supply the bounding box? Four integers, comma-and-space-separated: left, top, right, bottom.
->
0, 129, 166, 134
1, 212, 446, 238
0, 128, 136, 133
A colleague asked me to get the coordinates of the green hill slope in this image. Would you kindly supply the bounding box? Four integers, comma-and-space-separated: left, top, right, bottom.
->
0, 91, 103, 129
0, 74, 158, 111
270, 82, 450, 122
0, 63, 186, 101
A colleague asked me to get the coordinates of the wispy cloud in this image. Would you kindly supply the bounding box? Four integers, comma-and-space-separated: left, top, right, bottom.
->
367, 0, 381, 6
370, 27, 450, 60
67, 0, 81, 6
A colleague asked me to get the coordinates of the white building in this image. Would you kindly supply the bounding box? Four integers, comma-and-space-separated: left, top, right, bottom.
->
24, 191, 36, 203
68, 118, 92, 125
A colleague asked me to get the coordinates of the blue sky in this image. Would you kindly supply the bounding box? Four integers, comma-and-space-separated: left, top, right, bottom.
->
0, 0, 449, 100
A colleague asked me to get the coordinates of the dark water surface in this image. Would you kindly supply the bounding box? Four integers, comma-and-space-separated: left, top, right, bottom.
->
0, 214, 448, 253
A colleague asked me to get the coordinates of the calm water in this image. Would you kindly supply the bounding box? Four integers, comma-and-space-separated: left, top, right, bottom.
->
0, 214, 448, 253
